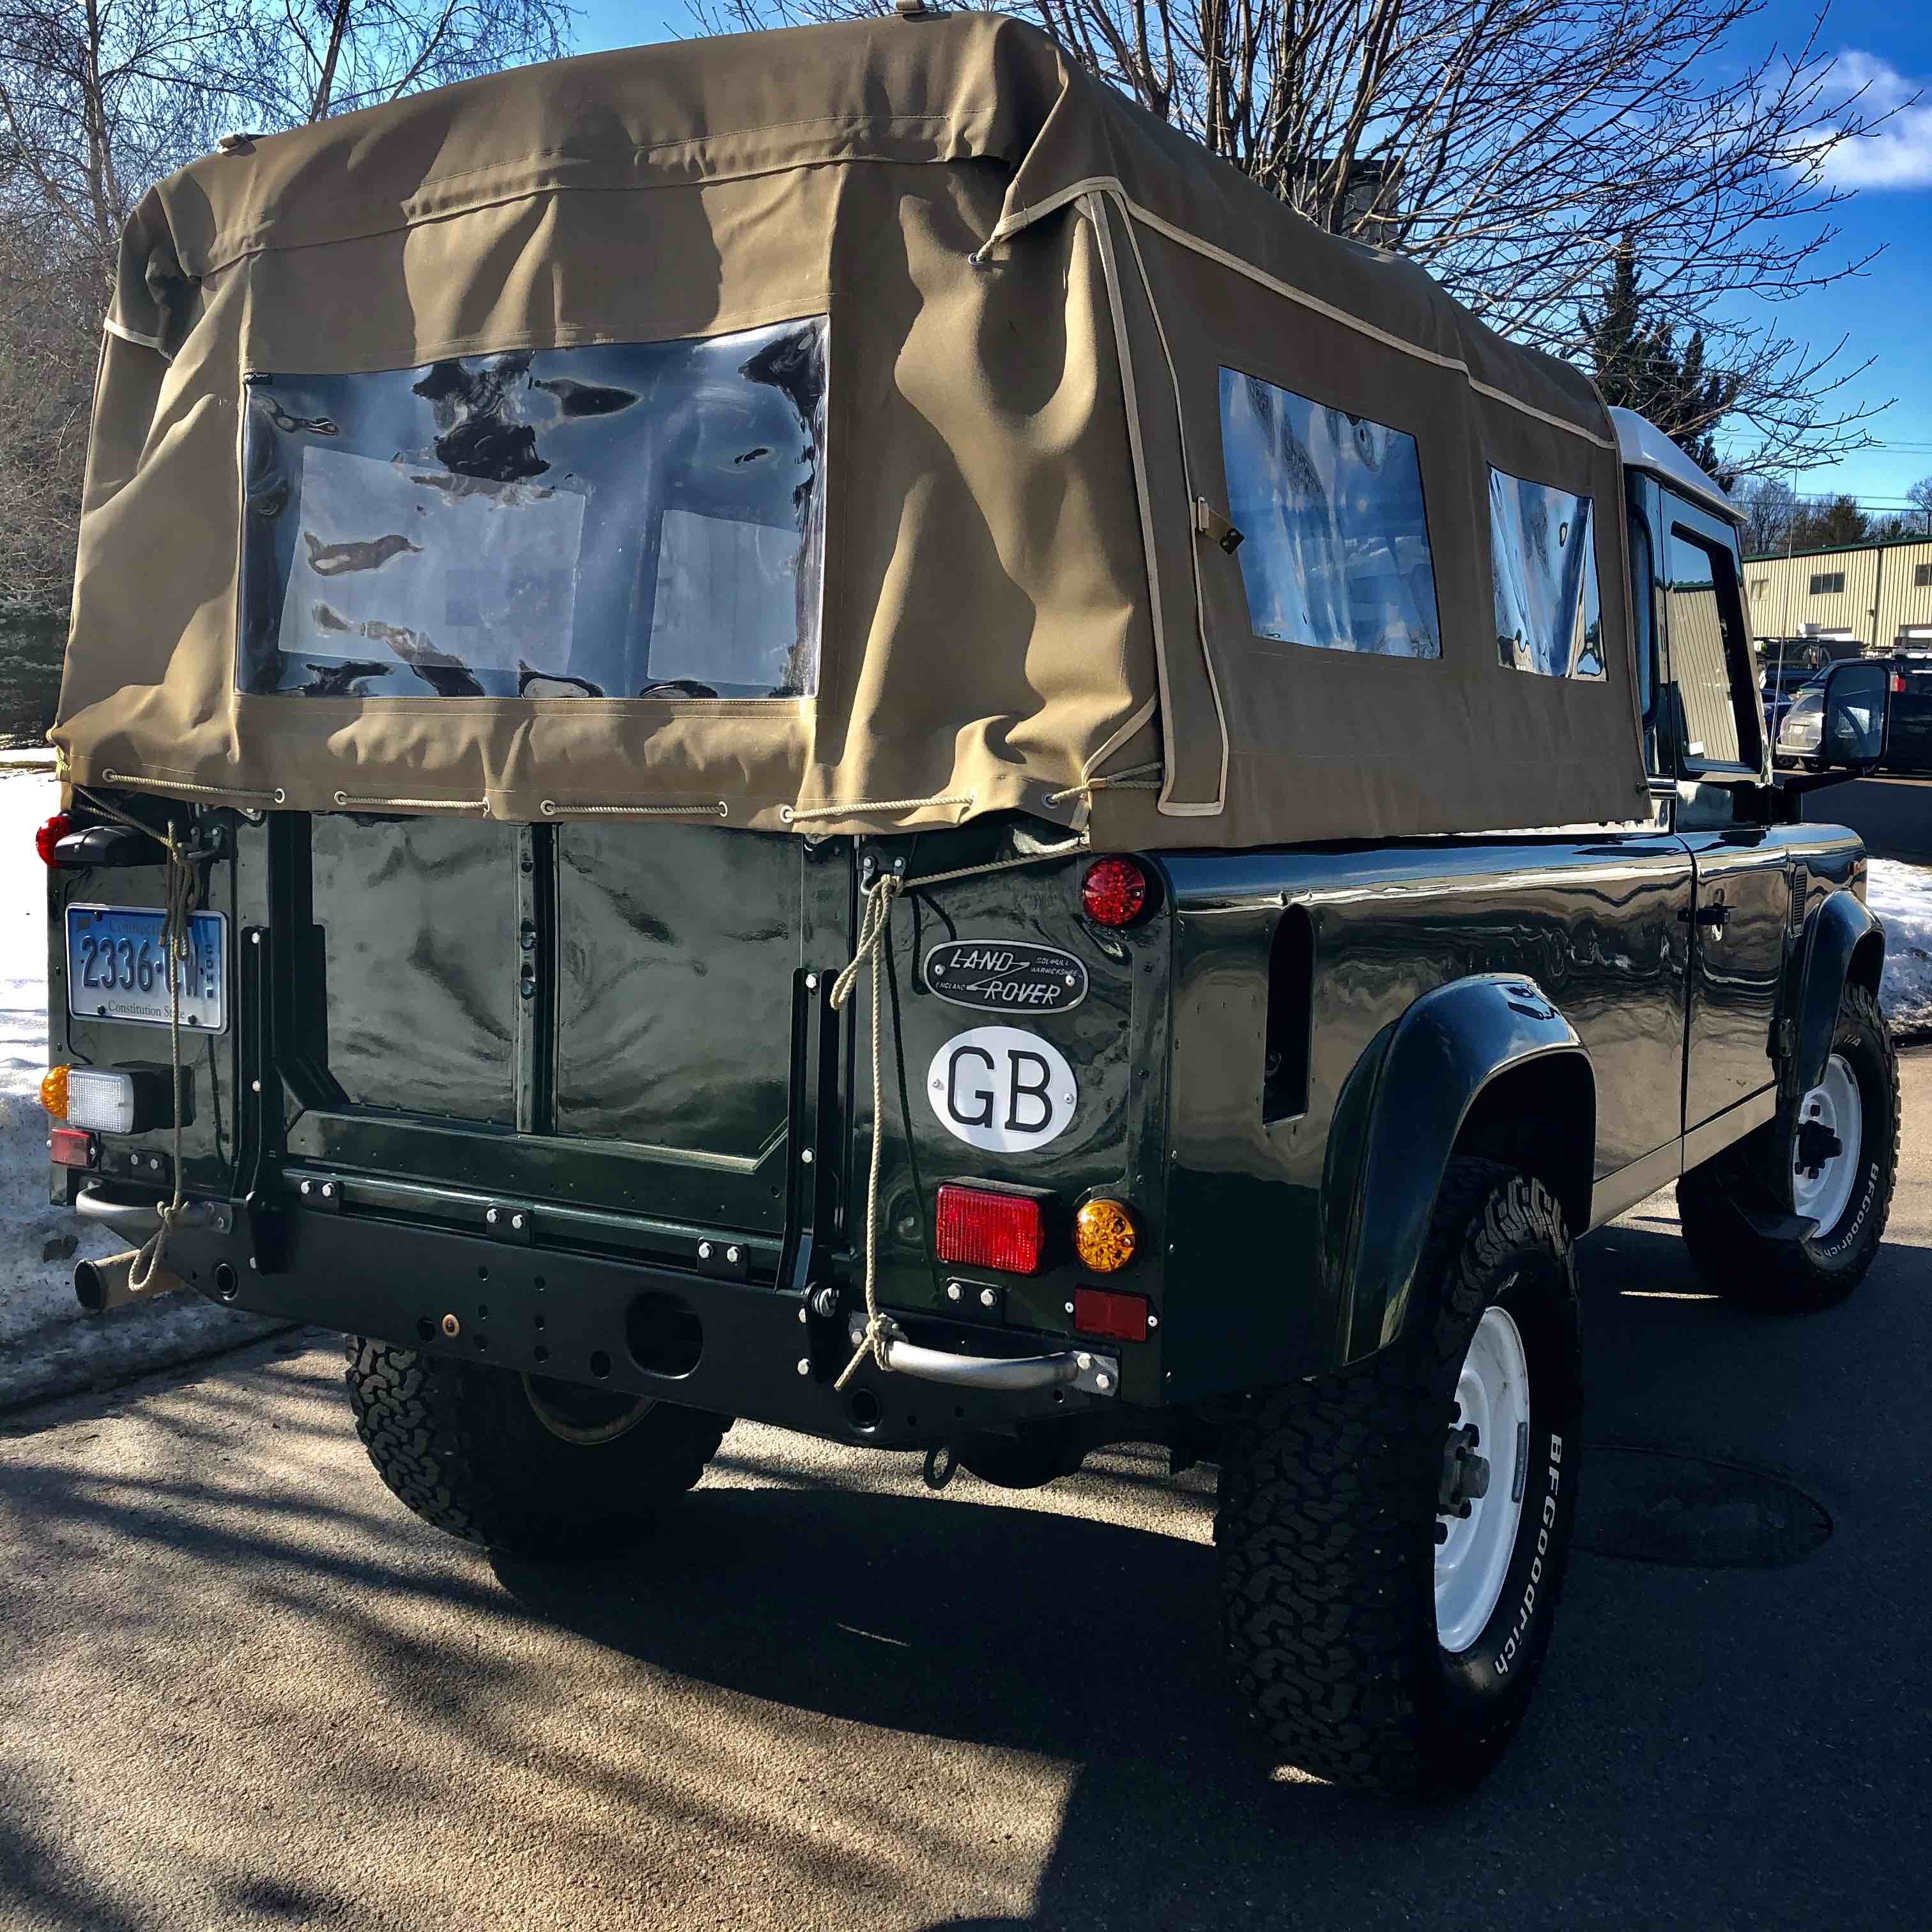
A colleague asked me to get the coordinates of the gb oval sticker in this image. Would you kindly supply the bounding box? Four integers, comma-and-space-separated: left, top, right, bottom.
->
923, 939, 1088, 1015
927, 1027, 1078, 1153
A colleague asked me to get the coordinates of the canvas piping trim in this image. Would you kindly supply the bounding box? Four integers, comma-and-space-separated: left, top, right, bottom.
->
102, 315, 174, 363
1082, 194, 1225, 819
1586, 370, 1656, 777
781, 793, 973, 825
1110, 192, 1230, 816
102, 768, 283, 804
1082, 693, 1160, 779
993, 178, 1618, 454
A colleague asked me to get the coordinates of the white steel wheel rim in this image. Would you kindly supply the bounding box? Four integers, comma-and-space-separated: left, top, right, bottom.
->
1435, 1304, 1531, 1655
1793, 1054, 1862, 1236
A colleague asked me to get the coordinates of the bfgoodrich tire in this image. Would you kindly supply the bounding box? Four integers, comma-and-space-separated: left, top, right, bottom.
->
1678, 981, 1897, 1314
345, 1340, 730, 1556
1215, 1158, 1584, 1800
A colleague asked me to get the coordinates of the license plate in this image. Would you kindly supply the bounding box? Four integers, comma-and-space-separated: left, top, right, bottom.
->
66, 904, 228, 1034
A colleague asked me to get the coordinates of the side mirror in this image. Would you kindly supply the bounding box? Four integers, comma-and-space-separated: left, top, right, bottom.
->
1817, 659, 1890, 769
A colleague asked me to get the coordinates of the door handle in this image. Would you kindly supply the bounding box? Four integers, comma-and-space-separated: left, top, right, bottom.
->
1680, 896, 1729, 933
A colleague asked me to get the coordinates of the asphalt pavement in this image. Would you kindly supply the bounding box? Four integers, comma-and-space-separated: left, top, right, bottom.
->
1802, 774, 1932, 862
1, 1062, 1929, 1932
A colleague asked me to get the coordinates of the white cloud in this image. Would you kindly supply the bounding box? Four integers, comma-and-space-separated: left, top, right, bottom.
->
1821, 53, 1932, 189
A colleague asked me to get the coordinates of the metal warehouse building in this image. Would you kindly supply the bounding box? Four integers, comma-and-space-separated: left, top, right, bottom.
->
1744, 535, 1932, 652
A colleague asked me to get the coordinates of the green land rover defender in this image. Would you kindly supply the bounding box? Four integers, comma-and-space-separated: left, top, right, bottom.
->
41, 17, 1898, 1798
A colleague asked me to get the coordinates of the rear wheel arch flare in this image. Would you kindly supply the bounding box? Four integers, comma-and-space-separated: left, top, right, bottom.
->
1448, 1051, 1595, 1245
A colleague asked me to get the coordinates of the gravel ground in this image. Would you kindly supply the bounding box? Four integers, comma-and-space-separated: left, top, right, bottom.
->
0, 1059, 1926, 1929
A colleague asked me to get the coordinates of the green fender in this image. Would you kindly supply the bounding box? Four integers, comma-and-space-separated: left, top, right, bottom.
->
1790, 888, 1885, 1094
1321, 975, 1593, 1367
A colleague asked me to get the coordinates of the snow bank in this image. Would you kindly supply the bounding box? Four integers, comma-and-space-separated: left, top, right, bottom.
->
1867, 857, 1932, 1036
1, 769, 281, 1413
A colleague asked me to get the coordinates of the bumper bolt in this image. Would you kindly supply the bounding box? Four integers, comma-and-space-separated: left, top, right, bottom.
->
978, 1287, 996, 1309
441, 1314, 461, 1338
946, 1282, 962, 1302
486, 1208, 498, 1225
795, 1357, 810, 1377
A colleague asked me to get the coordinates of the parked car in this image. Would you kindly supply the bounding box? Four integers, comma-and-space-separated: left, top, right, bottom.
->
1880, 653, 1932, 773
1762, 661, 1825, 740
36, 15, 1899, 1803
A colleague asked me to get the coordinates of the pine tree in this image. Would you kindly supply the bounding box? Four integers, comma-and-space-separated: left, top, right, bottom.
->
1583, 238, 1740, 486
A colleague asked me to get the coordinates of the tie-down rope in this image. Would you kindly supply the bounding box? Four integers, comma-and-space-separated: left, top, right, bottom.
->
74, 787, 195, 1292
827, 836, 1087, 1390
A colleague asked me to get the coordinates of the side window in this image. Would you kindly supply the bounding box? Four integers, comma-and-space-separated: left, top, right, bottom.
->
1218, 367, 1441, 657
1489, 468, 1605, 678
1664, 520, 1758, 771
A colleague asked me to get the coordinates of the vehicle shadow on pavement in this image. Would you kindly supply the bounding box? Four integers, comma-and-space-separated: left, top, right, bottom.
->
484, 1209, 1932, 1932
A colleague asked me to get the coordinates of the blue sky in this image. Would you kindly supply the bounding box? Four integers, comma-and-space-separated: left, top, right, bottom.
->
570, 1, 1931, 504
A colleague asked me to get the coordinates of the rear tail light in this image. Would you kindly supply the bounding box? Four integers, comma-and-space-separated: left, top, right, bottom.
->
1081, 856, 1148, 928
1073, 1285, 1151, 1343
1893, 672, 1906, 694
35, 813, 72, 866
50, 1127, 95, 1170
39, 1066, 68, 1119
935, 1183, 1046, 1274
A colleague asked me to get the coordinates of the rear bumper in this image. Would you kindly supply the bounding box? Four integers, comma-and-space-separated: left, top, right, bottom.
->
158, 1195, 1135, 1450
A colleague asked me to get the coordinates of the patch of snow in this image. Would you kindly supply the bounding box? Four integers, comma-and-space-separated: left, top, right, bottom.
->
0, 770, 282, 1412
1867, 857, 1932, 1036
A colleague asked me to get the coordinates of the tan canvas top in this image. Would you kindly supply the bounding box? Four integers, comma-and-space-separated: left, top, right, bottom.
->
56, 11, 1649, 844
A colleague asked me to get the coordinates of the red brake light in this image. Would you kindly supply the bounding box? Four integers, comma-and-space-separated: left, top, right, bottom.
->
1893, 672, 1905, 694
935, 1183, 1045, 1274
1073, 1285, 1151, 1343
50, 1127, 94, 1169
35, 813, 72, 866
1081, 857, 1147, 928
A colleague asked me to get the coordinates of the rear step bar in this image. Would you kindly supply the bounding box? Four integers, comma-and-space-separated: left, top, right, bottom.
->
851, 1316, 1118, 1398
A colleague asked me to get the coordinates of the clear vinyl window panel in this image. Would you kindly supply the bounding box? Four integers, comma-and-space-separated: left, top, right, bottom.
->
239, 317, 828, 700
1489, 469, 1605, 678
1665, 528, 1750, 769
1218, 368, 1441, 658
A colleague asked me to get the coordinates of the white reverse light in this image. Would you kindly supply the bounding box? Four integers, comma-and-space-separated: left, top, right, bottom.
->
65, 1070, 137, 1135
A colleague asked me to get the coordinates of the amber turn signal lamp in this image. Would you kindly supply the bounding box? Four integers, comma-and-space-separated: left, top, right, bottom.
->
40, 1065, 70, 1120
1073, 1285, 1150, 1344
1073, 1198, 1138, 1273
934, 1183, 1046, 1275
1080, 856, 1148, 928
35, 813, 72, 867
